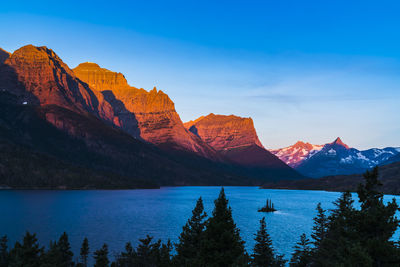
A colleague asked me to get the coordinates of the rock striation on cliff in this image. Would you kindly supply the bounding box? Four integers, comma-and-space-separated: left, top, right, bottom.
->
185, 114, 302, 179
0, 45, 117, 127
73, 62, 218, 159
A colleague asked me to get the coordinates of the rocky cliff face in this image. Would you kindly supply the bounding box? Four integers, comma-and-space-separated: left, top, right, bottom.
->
0, 45, 116, 125
73, 63, 219, 159
185, 114, 302, 179
184, 113, 264, 151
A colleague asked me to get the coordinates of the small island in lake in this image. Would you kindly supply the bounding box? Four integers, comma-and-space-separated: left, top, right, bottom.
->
258, 199, 276, 212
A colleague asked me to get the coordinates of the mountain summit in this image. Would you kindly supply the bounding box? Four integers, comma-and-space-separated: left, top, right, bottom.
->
270, 141, 323, 168
73, 62, 219, 159
330, 137, 350, 149
273, 137, 400, 178
185, 114, 302, 180
185, 113, 264, 150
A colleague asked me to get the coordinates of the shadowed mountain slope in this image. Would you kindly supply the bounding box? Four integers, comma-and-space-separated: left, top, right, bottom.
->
262, 161, 400, 195
0, 92, 251, 187
73, 62, 219, 160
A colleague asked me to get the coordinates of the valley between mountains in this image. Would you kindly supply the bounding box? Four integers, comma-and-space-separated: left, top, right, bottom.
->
0, 45, 399, 191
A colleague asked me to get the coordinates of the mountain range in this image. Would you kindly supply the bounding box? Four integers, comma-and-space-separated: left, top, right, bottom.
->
1, 44, 398, 189
0, 45, 302, 188
271, 137, 400, 178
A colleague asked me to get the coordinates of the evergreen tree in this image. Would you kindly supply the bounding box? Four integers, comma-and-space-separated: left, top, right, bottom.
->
135, 235, 154, 266
0, 236, 9, 267
158, 240, 173, 267
41, 232, 73, 267
174, 197, 207, 266
310, 203, 328, 249
200, 188, 248, 266
251, 217, 285, 267
42, 240, 61, 267
313, 191, 372, 266
356, 167, 400, 265
289, 234, 311, 267
251, 217, 274, 266
94, 244, 109, 267
115, 242, 135, 267
80, 237, 90, 267
57, 232, 74, 266
9, 232, 43, 267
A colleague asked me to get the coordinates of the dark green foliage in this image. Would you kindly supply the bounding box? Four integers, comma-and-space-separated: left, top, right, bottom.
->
0, 236, 9, 267
115, 236, 172, 267
289, 234, 311, 267
41, 232, 73, 267
57, 232, 74, 266
174, 197, 207, 266
115, 242, 135, 266
310, 167, 400, 266
9, 232, 43, 267
200, 188, 248, 266
94, 244, 109, 267
312, 191, 369, 266
356, 167, 400, 265
135, 236, 155, 266
251, 217, 285, 267
80, 237, 89, 267
310, 203, 328, 249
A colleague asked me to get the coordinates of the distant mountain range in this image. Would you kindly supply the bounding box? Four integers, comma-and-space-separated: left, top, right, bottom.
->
0, 45, 303, 188
271, 137, 400, 178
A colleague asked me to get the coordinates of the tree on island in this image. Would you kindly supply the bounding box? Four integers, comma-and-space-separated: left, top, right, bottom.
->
200, 188, 248, 266
251, 217, 285, 267
174, 197, 207, 266
258, 199, 276, 213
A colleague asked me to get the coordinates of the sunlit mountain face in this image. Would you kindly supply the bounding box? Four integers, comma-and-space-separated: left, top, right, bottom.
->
272, 137, 400, 178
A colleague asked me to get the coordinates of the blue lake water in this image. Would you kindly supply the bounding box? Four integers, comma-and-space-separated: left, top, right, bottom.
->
0, 187, 399, 261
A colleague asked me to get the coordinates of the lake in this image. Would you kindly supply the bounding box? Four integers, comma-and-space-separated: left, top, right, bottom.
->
0, 187, 399, 261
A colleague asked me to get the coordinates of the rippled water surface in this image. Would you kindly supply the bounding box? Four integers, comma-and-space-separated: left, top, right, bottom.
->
0, 187, 399, 260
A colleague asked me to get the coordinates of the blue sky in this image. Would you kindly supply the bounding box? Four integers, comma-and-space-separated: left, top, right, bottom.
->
1, 0, 400, 149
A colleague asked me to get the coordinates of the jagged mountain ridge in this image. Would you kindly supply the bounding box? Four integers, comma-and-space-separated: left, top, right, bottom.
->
272, 137, 400, 178
270, 141, 323, 168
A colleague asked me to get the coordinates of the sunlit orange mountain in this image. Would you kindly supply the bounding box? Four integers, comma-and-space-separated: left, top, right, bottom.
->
73, 62, 219, 160
0, 44, 303, 188
185, 114, 302, 179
